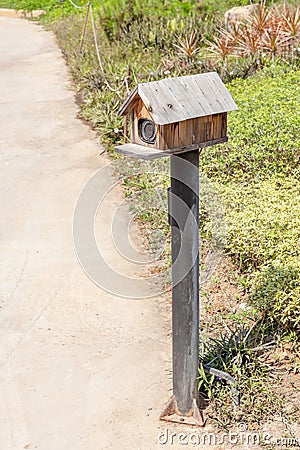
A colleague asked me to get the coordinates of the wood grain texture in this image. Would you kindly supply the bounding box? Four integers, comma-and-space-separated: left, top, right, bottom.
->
117, 72, 238, 125
115, 136, 228, 160
129, 98, 228, 151
157, 114, 227, 150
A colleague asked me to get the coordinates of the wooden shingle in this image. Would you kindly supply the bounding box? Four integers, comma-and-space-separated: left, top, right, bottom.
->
117, 72, 238, 125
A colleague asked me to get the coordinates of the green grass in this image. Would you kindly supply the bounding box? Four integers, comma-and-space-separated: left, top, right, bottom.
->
0, 0, 55, 10
199, 324, 283, 427
200, 64, 300, 336
201, 64, 300, 182
0, 0, 85, 20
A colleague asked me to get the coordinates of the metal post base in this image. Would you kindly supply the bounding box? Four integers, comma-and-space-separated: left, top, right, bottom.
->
160, 395, 206, 427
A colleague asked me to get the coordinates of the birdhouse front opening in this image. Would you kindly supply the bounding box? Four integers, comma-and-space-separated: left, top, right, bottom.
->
138, 118, 156, 144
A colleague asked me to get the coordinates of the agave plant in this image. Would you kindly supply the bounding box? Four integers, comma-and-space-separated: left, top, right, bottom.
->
262, 16, 291, 58
226, 21, 243, 47
207, 1, 300, 65
173, 30, 200, 60
247, 1, 272, 38
280, 3, 300, 39
207, 34, 233, 64
236, 24, 261, 59
278, 3, 300, 58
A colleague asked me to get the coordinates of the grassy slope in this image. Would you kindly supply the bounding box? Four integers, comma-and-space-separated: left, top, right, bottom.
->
200, 64, 300, 334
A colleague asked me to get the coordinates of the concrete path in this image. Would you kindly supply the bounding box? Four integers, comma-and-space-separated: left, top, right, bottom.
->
0, 17, 174, 450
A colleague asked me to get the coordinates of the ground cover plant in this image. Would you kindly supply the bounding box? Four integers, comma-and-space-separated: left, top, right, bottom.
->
4, 0, 300, 435
191, 64, 300, 427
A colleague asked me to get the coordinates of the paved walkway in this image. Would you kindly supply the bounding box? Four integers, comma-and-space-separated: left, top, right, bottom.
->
0, 17, 173, 450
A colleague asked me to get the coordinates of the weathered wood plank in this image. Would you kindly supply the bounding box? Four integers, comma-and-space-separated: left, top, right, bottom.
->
156, 125, 166, 149
115, 137, 228, 160
120, 73, 239, 125
139, 81, 172, 124
117, 86, 139, 116
221, 113, 227, 137
185, 117, 194, 146
115, 143, 170, 160
164, 77, 195, 120
178, 120, 186, 147
130, 110, 135, 142
162, 123, 170, 149
212, 114, 220, 138
173, 122, 180, 149
182, 76, 211, 116
210, 74, 236, 111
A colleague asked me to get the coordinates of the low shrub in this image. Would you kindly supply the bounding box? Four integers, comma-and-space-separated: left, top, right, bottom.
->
200, 63, 300, 336
210, 177, 300, 334
200, 62, 300, 181
251, 266, 300, 334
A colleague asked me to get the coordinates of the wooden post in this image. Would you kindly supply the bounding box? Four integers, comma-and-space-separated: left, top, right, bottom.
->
170, 150, 199, 414
115, 72, 238, 425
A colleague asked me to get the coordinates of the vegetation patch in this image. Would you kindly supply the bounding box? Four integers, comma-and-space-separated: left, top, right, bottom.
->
201, 64, 300, 181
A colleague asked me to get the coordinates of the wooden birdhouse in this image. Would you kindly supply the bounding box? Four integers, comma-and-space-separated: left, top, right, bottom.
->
115, 72, 238, 160
114, 73, 239, 423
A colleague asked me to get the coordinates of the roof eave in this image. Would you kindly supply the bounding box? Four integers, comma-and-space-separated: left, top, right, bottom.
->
116, 86, 139, 116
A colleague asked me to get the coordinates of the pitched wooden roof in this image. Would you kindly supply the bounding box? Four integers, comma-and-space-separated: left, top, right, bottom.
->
117, 72, 238, 125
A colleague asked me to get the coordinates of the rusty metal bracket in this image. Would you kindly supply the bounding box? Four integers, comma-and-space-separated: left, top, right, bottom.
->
160, 395, 206, 427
